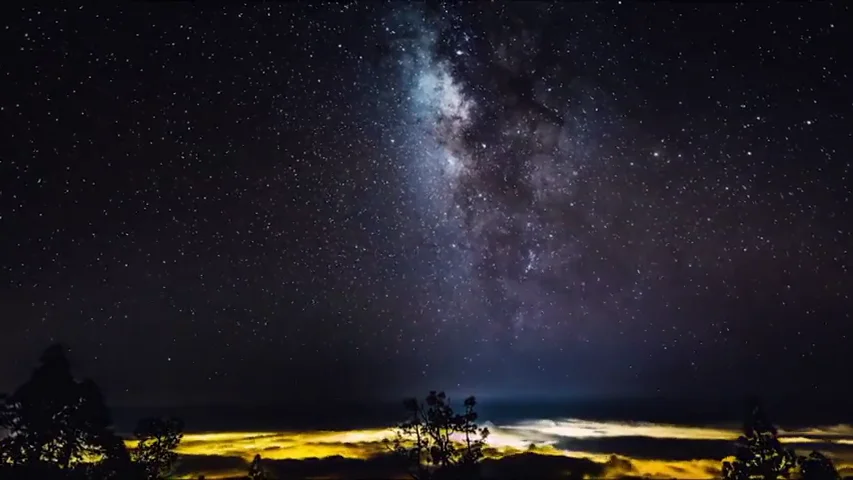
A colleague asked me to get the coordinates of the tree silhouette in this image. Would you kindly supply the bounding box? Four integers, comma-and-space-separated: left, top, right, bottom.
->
387, 391, 489, 480
248, 453, 266, 480
721, 399, 840, 480
722, 400, 797, 480
0, 344, 129, 476
131, 417, 184, 479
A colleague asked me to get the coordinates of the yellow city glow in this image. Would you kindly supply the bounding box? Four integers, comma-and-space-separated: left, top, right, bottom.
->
122, 419, 853, 479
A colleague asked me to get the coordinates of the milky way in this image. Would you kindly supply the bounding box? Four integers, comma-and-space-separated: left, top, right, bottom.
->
378, 4, 852, 394
1, 3, 851, 404
389, 6, 711, 334
392, 8, 597, 337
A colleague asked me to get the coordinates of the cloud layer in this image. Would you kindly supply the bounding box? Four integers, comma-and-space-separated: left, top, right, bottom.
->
156, 418, 853, 479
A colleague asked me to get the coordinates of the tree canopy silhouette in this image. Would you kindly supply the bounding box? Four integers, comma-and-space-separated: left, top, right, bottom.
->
0, 344, 129, 477
131, 417, 184, 479
722, 399, 840, 480
0, 344, 185, 480
387, 391, 489, 480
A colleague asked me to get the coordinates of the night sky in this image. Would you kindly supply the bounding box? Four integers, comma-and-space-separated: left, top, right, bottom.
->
1, 3, 851, 410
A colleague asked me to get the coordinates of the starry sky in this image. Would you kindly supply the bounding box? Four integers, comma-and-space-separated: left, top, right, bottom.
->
1, 3, 851, 410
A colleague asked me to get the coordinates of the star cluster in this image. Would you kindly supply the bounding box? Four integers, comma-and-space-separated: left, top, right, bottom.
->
1, 3, 851, 405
